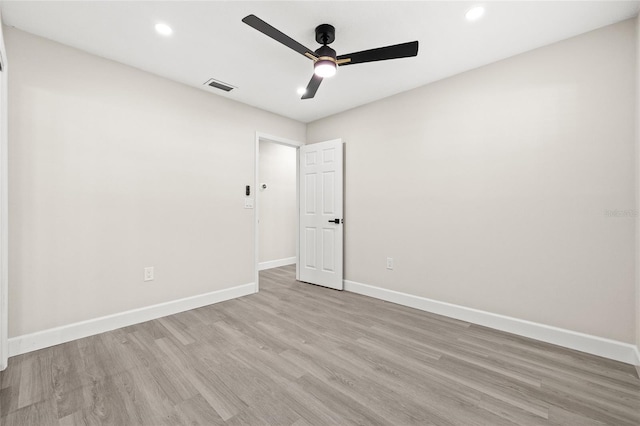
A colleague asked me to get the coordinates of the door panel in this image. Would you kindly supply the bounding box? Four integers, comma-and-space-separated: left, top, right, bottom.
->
299, 139, 343, 290
304, 227, 317, 268
322, 172, 335, 213
305, 174, 316, 213
322, 229, 335, 272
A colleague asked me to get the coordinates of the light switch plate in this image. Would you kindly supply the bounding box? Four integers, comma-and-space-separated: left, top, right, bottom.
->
244, 198, 254, 209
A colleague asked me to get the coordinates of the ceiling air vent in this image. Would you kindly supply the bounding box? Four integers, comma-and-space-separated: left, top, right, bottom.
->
204, 78, 236, 92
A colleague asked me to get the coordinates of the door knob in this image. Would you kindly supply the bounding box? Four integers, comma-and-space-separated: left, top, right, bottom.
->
328, 219, 341, 224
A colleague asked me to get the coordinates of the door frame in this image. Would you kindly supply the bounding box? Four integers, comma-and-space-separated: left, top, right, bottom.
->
253, 132, 303, 292
0, 19, 8, 371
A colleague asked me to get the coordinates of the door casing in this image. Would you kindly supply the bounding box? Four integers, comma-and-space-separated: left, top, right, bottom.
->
0, 17, 8, 371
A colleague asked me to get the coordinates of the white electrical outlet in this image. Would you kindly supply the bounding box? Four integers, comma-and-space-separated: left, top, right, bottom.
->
144, 266, 154, 281
244, 198, 254, 209
386, 257, 394, 270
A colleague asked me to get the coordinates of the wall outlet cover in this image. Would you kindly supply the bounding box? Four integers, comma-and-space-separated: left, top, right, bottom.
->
144, 267, 154, 281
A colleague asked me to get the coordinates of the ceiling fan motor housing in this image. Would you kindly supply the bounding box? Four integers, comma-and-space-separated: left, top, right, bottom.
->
313, 44, 338, 77
315, 45, 337, 61
315, 24, 335, 45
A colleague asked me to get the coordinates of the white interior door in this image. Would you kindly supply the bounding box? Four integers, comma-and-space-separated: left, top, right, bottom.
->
299, 139, 343, 290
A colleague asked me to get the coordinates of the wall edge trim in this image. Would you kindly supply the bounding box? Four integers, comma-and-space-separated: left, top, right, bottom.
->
344, 279, 639, 365
8, 282, 255, 357
258, 257, 296, 271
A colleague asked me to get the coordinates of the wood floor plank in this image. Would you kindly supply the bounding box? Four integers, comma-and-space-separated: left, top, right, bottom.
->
51, 343, 89, 419
2, 399, 59, 426
16, 351, 53, 410
174, 394, 225, 426
157, 317, 196, 346
209, 353, 303, 425
79, 373, 130, 425
331, 339, 526, 425
281, 348, 440, 425
295, 374, 390, 426
111, 366, 182, 426
154, 337, 246, 421
226, 347, 351, 425
1, 264, 638, 425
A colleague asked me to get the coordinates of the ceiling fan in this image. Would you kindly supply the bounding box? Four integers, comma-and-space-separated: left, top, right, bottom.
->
242, 15, 419, 99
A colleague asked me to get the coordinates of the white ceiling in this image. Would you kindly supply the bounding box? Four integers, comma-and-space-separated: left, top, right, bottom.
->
1, 1, 639, 123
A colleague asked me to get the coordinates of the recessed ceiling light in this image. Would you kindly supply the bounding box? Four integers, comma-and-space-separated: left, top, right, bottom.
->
297, 87, 307, 95
465, 6, 485, 22
155, 23, 173, 36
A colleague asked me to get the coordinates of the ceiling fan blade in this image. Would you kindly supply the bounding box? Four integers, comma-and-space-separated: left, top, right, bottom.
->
301, 74, 323, 99
242, 15, 317, 59
337, 41, 418, 66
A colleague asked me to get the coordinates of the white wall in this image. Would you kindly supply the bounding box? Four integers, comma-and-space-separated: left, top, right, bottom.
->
258, 141, 296, 265
308, 19, 636, 344
4, 17, 639, 363
5, 28, 305, 338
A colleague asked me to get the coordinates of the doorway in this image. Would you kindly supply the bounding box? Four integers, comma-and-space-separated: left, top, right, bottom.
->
254, 133, 303, 292
258, 141, 297, 269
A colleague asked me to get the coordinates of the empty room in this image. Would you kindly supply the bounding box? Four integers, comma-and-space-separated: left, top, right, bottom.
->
1, 1, 640, 425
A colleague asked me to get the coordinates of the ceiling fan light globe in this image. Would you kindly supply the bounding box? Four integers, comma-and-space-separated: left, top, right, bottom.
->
314, 61, 337, 78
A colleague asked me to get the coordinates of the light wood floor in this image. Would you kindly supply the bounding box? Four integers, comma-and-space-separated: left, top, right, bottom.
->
1, 265, 639, 425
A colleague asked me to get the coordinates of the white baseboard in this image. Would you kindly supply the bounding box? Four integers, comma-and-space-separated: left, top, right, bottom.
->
259, 257, 296, 271
344, 280, 639, 366
8, 282, 255, 357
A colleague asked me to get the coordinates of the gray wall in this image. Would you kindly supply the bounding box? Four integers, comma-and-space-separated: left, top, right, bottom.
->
6, 28, 305, 337
308, 19, 637, 343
